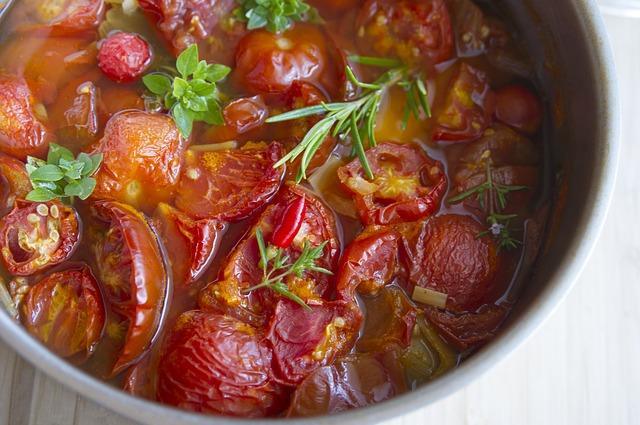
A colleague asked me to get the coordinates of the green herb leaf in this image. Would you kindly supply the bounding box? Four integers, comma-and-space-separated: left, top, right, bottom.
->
142, 74, 172, 96
26, 187, 58, 202
235, 0, 312, 34
172, 103, 193, 139
176, 44, 199, 77
46, 144, 74, 164
29, 164, 64, 182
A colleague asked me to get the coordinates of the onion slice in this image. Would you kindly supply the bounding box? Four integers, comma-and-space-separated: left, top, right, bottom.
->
189, 141, 239, 152
412, 286, 448, 308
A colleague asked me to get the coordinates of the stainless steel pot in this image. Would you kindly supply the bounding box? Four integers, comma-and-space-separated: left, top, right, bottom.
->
0, 0, 619, 424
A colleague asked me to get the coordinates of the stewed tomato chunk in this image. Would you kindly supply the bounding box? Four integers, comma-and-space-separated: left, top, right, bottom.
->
266, 300, 362, 385
494, 84, 543, 134
91, 111, 186, 213
356, 0, 454, 66
157, 310, 289, 417
199, 185, 340, 327
21, 264, 105, 359
175, 142, 284, 221
0, 74, 52, 161
447, 0, 509, 58
97, 32, 153, 83
433, 63, 495, 142
11, 0, 105, 36
49, 79, 100, 147
0, 200, 80, 276
338, 142, 446, 225
90, 200, 169, 375
0, 154, 32, 217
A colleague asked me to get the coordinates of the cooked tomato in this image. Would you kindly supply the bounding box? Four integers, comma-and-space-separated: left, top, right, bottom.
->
266, 300, 362, 385
14, 0, 105, 36
0, 200, 80, 276
90, 200, 169, 375
223, 95, 269, 134
21, 264, 105, 359
156, 310, 289, 417
356, 286, 416, 352
447, 0, 509, 57
356, 0, 454, 66
0, 74, 52, 161
309, 0, 361, 16
287, 351, 406, 417
494, 84, 543, 134
433, 63, 495, 142
98, 84, 145, 117
91, 111, 186, 213
199, 185, 340, 327
0, 154, 32, 217
398, 214, 499, 313
97, 32, 153, 83
338, 142, 447, 225
153, 203, 223, 288
49, 78, 100, 147
234, 24, 332, 94
425, 304, 507, 350
175, 142, 284, 221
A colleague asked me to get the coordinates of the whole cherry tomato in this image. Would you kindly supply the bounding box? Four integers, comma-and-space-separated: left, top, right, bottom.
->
0, 154, 32, 217
266, 300, 362, 385
97, 32, 153, 83
175, 142, 285, 221
338, 142, 447, 225
156, 310, 289, 417
91, 111, 186, 213
90, 200, 170, 376
0, 200, 80, 276
13, 0, 105, 36
356, 0, 454, 66
21, 264, 105, 359
433, 63, 495, 142
494, 84, 543, 134
0, 74, 52, 161
234, 24, 331, 94
199, 185, 340, 328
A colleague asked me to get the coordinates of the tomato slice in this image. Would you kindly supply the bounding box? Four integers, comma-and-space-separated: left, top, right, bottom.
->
21, 263, 105, 360
199, 184, 340, 328
91, 111, 187, 214
156, 310, 289, 417
266, 300, 362, 386
0, 200, 80, 276
338, 142, 447, 225
153, 203, 224, 288
90, 200, 170, 376
0, 74, 52, 161
13, 0, 105, 36
398, 214, 499, 313
0, 154, 32, 217
174, 142, 285, 221
356, 0, 454, 66
433, 63, 495, 142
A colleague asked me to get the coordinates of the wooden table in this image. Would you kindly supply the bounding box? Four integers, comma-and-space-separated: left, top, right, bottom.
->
0, 13, 637, 425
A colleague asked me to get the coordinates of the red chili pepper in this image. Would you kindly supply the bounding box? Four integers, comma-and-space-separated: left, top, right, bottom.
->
271, 196, 307, 248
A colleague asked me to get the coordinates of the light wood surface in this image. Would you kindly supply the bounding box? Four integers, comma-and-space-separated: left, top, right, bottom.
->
0, 13, 637, 425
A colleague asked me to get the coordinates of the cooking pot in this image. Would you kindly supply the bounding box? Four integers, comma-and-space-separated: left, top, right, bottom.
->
0, 0, 619, 423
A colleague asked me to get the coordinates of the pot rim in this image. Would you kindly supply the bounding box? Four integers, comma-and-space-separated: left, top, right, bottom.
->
0, 0, 620, 424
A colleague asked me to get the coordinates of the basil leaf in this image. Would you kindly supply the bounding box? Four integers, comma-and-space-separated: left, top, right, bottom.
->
173, 77, 190, 98
176, 44, 199, 77
205, 64, 231, 83
172, 103, 193, 138
88, 153, 103, 176
26, 188, 58, 202
47, 144, 74, 164
189, 79, 215, 96
192, 60, 209, 80
64, 181, 84, 197
76, 153, 94, 176
29, 164, 64, 182
143, 74, 172, 96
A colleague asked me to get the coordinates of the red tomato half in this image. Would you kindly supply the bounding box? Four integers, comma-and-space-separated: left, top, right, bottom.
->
0, 200, 80, 276
0, 154, 32, 217
356, 0, 454, 66
21, 264, 105, 359
338, 142, 447, 225
266, 300, 362, 386
92, 111, 186, 213
199, 185, 340, 328
157, 310, 289, 417
433, 63, 495, 142
0, 74, 52, 160
175, 142, 285, 221
90, 200, 170, 376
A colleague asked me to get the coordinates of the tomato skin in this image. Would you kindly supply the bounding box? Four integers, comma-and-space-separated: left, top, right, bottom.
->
338, 142, 447, 225
153, 203, 223, 288
11, 0, 105, 36
398, 214, 499, 313
21, 264, 105, 359
92, 111, 186, 213
234, 25, 330, 94
156, 310, 289, 417
494, 84, 543, 134
98, 32, 153, 83
356, 0, 454, 66
0, 154, 32, 217
448, 0, 509, 58
309, 0, 361, 16
266, 300, 362, 386
91, 200, 170, 376
425, 304, 507, 350
175, 142, 285, 221
223, 96, 268, 134
433, 63, 495, 143
0, 200, 80, 276
49, 77, 100, 147
0, 74, 52, 161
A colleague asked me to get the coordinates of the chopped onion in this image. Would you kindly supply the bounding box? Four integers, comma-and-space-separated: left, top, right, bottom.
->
189, 141, 239, 152
412, 286, 448, 308
121, 0, 138, 15
346, 176, 379, 196
0, 279, 18, 321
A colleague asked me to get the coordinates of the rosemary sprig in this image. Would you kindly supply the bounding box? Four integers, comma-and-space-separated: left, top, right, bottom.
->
447, 151, 528, 250
243, 229, 332, 310
267, 57, 431, 182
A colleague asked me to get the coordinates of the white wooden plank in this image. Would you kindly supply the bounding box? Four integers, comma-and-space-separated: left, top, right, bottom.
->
28, 372, 77, 425
73, 398, 139, 425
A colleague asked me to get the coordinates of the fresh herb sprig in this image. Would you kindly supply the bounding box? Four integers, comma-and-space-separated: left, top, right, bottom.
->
267, 58, 431, 182
243, 228, 332, 310
447, 151, 528, 250
234, 0, 312, 33
142, 44, 231, 138
25, 144, 103, 203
